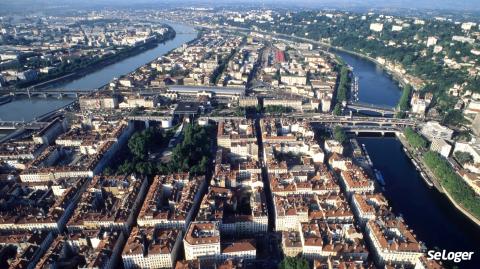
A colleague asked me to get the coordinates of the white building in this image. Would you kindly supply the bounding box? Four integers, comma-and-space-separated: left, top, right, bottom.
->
122, 228, 182, 269
324, 140, 344, 155
220, 240, 256, 261
370, 23, 384, 32
420, 121, 454, 141
392, 25, 403, 31
183, 222, 221, 261
366, 220, 423, 266
426, 36, 438, 47
430, 138, 452, 158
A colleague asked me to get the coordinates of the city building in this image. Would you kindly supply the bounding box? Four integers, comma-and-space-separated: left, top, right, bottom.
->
122, 227, 182, 269
420, 121, 454, 141
430, 138, 452, 158
183, 221, 221, 261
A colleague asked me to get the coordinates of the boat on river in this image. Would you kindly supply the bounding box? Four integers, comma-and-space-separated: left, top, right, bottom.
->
374, 169, 386, 186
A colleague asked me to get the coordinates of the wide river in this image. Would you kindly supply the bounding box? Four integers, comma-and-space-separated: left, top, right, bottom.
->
338, 50, 479, 268
0, 21, 197, 121
336, 50, 402, 107
0, 22, 478, 267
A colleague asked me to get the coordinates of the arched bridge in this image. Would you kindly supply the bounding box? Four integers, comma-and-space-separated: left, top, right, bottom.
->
6, 88, 94, 98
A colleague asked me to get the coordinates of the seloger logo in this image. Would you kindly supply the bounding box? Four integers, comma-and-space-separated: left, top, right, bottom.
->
427, 250, 474, 263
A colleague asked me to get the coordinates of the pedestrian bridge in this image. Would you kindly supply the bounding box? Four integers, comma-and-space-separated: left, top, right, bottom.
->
301, 115, 417, 128
6, 88, 93, 98
343, 125, 400, 135
346, 101, 396, 116
0, 120, 49, 130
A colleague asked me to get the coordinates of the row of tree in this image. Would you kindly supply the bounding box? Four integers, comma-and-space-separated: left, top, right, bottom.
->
336, 65, 350, 104
264, 105, 293, 114
210, 48, 236, 85
397, 84, 412, 112
423, 151, 480, 220
404, 127, 428, 150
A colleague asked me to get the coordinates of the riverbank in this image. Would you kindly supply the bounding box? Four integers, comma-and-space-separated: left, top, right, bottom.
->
11, 26, 176, 91
397, 133, 480, 227
208, 24, 411, 95
329, 46, 408, 88
361, 137, 479, 268
0, 22, 197, 122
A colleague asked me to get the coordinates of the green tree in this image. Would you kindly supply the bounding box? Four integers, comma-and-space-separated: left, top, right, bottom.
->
159, 123, 213, 175
454, 151, 473, 165
336, 65, 351, 104
333, 103, 342, 116
442, 110, 467, 127
395, 111, 407, 118
404, 127, 428, 150
279, 256, 309, 269
423, 151, 480, 220
333, 126, 347, 144
103, 167, 113, 176
135, 162, 154, 176
118, 160, 134, 174
397, 85, 412, 111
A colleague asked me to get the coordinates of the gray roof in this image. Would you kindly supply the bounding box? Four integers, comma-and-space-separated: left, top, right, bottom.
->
168, 85, 244, 95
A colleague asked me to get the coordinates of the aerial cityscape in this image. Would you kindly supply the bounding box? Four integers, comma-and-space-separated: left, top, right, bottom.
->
0, 0, 479, 268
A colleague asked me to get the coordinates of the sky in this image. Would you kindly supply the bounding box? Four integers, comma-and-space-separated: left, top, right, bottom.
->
1, 0, 480, 13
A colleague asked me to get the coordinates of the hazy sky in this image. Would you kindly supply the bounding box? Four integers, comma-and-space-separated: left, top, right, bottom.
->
1, 0, 480, 12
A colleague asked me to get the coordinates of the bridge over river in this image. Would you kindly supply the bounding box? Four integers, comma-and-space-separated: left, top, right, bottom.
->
346, 101, 396, 116
4, 88, 95, 99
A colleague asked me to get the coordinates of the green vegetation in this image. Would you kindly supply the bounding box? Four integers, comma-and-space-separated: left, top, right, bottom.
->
333, 103, 342, 116
333, 126, 347, 144
273, 69, 281, 82
423, 151, 480, 220
279, 256, 309, 269
222, 11, 479, 115
116, 128, 168, 176
128, 128, 158, 159
264, 105, 293, 114
395, 111, 407, 119
210, 48, 237, 85
397, 84, 412, 112
234, 106, 260, 116
442, 109, 468, 127
15, 28, 176, 88
404, 127, 428, 150
157, 123, 213, 175
454, 151, 474, 165
453, 130, 472, 142
109, 123, 212, 177
336, 65, 350, 104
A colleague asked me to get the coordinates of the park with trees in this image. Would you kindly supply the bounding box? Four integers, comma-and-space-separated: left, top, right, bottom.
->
107, 123, 213, 177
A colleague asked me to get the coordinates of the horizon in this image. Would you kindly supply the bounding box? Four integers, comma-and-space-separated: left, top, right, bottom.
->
1, 0, 480, 13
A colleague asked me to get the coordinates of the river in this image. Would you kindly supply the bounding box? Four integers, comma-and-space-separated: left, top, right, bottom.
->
335, 50, 402, 107
1, 20, 478, 267
335, 49, 479, 268
358, 137, 480, 268
0, 21, 197, 122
